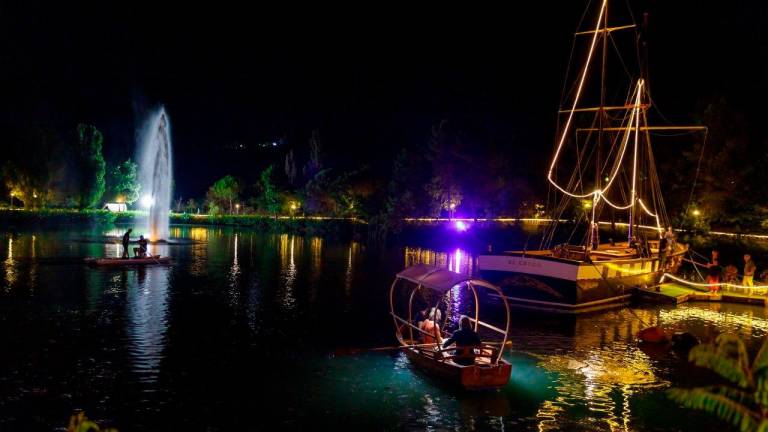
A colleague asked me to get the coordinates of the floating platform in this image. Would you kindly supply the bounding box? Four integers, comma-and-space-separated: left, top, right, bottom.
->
84, 256, 172, 266
638, 283, 768, 306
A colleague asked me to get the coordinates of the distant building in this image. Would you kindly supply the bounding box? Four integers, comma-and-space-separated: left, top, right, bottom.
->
103, 203, 127, 212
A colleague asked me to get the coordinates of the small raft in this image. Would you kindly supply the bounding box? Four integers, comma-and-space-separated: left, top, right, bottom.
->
84, 256, 172, 266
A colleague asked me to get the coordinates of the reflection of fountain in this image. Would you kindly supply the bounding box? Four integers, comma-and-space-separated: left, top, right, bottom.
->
138, 107, 172, 242
126, 266, 169, 384
228, 234, 241, 307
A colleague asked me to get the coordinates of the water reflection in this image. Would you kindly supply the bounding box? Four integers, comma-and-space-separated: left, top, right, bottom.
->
660, 304, 768, 336
126, 266, 169, 384
404, 246, 473, 276
4, 236, 16, 288
229, 233, 241, 307
104, 239, 121, 258
5, 227, 768, 431
279, 234, 297, 311
344, 242, 361, 305
187, 227, 209, 241
307, 237, 323, 303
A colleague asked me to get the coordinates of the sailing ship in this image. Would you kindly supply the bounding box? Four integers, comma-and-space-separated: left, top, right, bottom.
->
477, 0, 702, 312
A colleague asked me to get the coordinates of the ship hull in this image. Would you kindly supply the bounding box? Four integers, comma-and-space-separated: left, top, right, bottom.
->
478, 246, 685, 312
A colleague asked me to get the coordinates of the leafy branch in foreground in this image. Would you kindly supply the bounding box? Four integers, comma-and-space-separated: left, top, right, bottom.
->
668, 333, 768, 432
66, 410, 118, 432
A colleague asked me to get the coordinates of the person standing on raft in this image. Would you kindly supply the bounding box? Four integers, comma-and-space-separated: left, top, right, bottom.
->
122, 228, 133, 259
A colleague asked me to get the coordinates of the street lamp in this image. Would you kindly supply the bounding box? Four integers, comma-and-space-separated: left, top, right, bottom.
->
235, 203, 240, 215
290, 201, 298, 218
692, 209, 701, 217
449, 202, 456, 220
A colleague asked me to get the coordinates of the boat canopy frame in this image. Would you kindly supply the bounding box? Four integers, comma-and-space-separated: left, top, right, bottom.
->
389, 264, 511, 364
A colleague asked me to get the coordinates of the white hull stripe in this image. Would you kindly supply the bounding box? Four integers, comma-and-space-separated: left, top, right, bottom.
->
477, 255, 579, 281
478, 254, 660, 282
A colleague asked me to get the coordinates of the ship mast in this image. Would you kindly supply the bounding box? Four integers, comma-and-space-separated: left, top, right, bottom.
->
547, 0, 707, 251
589, 0, 610, 251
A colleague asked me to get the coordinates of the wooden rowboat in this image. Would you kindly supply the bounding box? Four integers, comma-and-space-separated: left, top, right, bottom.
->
390, 264, 513, 390
402, 342, 512, 390
84, 256, 172, 266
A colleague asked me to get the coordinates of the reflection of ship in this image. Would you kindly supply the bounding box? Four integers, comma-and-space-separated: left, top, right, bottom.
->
478, 0, 700, 312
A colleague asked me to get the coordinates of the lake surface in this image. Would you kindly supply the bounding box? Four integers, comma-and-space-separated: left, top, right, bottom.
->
1, 225, 766, 431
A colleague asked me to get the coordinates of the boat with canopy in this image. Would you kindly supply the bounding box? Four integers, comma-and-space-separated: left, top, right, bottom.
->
390, 264, 512, 390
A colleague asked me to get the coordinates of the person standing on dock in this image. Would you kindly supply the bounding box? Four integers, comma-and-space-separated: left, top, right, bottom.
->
706, 250, 721, 293
657, 236, 668, 272
743, 254, 756, 293
664, 227, 676, 252
121, 228, 132, 259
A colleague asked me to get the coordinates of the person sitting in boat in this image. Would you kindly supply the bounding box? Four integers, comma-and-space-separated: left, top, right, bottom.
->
419, 307, 442, 346
133, 235, 148, 258
442, 315, 482, 366
398, 307, 429, 341
415, 307, 429, 328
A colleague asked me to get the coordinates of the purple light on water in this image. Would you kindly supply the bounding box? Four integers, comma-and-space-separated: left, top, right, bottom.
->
454, 249, 462, 274
454, 220, 469, 232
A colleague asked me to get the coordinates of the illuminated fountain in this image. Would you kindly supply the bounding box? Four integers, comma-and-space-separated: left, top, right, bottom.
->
138, 107, 172, 242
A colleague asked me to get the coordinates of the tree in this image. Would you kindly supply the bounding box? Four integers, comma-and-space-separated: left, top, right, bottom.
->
303, 129, 322, 179
258, 165, 281, 217
74, 124, 106, 208
425, 177, 462, 218
183, 198, 199, 214
106, 159, 141, 205
207, 175, 239, 214
2, 125, 60, 208
425, 120, 466, 217
284, 149, 297, 186
301, 168, 335, 214
661, 97, 754, 230
669, 333, 768, 431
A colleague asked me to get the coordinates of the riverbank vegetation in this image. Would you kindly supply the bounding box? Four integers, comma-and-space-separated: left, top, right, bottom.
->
4, 98, 768, 235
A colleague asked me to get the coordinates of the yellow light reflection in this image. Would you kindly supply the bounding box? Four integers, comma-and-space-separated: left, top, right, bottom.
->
5, 237, 16, 287
405, 247, 473, 276
279, 234, 297, 310
189, 227, 209, 241
345, 242, 360, 297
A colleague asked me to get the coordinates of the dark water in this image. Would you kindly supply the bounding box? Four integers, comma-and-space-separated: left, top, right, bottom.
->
1, 225, 767, 431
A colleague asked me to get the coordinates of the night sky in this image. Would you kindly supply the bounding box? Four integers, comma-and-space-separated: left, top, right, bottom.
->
1, 1, 765, 199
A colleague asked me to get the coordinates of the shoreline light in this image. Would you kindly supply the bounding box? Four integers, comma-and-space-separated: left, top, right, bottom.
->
454, 220, 469, 232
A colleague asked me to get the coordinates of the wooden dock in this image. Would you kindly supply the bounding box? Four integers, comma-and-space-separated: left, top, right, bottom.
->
638, 283, 768, 306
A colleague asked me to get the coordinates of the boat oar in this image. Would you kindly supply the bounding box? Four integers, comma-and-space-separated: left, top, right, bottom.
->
333, 340, 513, 357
